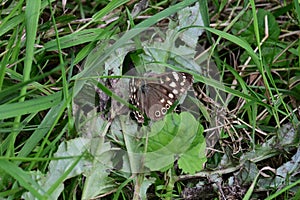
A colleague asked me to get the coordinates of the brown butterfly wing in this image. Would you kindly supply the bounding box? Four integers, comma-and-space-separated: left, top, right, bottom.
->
129, 72, 193, 123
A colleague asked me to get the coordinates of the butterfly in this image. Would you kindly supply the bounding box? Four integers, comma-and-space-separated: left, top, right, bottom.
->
129, 71, 193, 123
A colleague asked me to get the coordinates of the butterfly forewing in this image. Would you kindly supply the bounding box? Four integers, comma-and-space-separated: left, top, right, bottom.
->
129, 72, 193, 123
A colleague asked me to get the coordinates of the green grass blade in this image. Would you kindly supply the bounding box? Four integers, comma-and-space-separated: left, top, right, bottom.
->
7, 0, 42, 157
43, 28, 108, 51
0, 0, 24, 37
0, 15, 24, 38
265, 178, 300, 200
0, 92, 62, 120
0, 160, 47, 199
78, 0, 130, 31
0, 66, 61, 103
16, 102, 67, 164
293, 0, 300, 24
199, 1, 212, 44
202, 27, 260, 67
23, 0, 41, 92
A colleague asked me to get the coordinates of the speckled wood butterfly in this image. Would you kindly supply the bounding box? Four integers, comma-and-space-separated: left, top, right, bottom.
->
129, 71, 193, 123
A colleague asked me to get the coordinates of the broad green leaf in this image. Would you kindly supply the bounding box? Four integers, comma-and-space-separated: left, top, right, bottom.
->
147, 113, 199, 153
140, 177, 156, 199
178, 140, 206, 174
144, 112, 205, 172
82, 138, 116, 199
22, 138, 89, 199
178, 2, 204, 48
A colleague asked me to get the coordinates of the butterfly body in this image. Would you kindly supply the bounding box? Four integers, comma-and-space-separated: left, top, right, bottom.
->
129, 72, 193, 123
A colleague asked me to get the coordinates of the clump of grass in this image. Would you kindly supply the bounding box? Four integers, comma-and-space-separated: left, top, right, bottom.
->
0, 0, 299, 199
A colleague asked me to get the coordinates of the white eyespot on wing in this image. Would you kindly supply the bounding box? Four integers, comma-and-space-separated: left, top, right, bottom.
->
155, 110, 161, 117
161, 107, 167, 115
160, 98, 165, 103
168, 93, 174, 99
169, 82, 177, 88
165, 76, 171, 82
172, 89, 179, 94
172, 72, 179, 81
